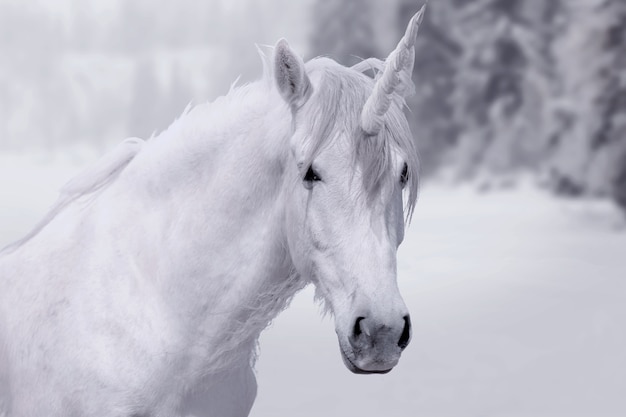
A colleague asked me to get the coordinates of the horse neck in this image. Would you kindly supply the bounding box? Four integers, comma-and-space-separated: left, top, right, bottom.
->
108, 82, 304, 370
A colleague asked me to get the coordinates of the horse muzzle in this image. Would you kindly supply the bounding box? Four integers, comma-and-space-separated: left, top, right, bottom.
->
337, 314, 412, 374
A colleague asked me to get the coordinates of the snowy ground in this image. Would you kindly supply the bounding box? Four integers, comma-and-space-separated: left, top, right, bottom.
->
1, 151, 625, 416
253, 183, 626, 417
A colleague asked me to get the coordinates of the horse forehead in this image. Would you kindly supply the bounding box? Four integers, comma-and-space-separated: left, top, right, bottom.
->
307, 62, 373, 104
317, 144, 401, 202
315, 131, 403, 171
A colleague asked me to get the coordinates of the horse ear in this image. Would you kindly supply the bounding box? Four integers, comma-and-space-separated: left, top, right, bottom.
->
274, 38, 311, 107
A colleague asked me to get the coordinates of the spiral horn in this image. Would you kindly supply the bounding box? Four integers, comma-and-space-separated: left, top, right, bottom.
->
360, 5, 426, 135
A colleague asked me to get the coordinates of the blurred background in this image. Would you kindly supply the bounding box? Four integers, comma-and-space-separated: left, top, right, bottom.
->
0, 0, 625, 204
1, 0, 625, 416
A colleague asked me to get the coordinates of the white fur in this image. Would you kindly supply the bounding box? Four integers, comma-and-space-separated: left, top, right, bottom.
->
0, 38, 418, 417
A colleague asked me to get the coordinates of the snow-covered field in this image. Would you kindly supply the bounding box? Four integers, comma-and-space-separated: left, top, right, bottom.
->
253, 184, 626, 417
1, 151, 625, 416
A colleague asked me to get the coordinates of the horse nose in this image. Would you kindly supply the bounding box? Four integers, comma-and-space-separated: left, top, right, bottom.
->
349, 314, 412, 350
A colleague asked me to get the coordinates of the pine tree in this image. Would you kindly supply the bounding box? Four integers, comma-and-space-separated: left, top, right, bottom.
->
613, 147, 626, 213
593, 0, 626, 197
603, 1, 626, 208
450, 0, 555, 182
549, 0, 626, 196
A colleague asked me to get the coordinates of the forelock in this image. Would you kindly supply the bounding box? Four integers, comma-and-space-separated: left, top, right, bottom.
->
297, 58, 419, 220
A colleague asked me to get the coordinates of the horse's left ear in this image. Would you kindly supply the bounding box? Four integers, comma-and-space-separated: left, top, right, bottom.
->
274, 38, 311, 108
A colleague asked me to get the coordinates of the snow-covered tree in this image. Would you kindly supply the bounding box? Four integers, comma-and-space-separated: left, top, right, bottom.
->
450, 0, 557, 181
549, 0, 626, 196
591, 0, 626, 198
605, 1, 626, 208
613, 145, 626, 213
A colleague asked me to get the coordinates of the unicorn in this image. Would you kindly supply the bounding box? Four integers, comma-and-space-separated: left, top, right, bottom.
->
0, 6, 425, 417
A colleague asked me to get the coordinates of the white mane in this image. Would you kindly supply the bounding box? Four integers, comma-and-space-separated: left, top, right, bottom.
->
0, 137, 144, 255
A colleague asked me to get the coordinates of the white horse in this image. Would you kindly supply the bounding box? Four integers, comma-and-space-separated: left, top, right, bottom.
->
0, 7, 425, 417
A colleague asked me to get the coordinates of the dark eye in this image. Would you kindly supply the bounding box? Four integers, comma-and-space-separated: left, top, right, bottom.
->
400, 163, 409, 186
304, 165, 321, 182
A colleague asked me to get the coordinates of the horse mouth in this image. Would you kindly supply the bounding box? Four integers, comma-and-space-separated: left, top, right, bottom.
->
339, 346, 393, 375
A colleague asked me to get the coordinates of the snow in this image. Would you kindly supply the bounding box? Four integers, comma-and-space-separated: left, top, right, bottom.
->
1, 153, 625, 416
252, 181, 626, 416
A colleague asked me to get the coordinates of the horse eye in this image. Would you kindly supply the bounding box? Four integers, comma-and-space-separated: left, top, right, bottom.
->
400, 163, 409, 186
304, 166, 321, 182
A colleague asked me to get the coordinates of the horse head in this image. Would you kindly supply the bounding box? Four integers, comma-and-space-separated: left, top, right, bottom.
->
275, 7, 425, 374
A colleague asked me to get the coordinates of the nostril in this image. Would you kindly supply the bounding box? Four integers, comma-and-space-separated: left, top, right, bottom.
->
352, 316, 365, 338
398, 315, 411, 350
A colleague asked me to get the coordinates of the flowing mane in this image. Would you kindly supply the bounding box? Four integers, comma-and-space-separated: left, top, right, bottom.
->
0, 137, 144, 255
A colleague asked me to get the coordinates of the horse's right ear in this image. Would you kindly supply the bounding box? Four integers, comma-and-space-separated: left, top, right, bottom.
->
274, 38, 311, 108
